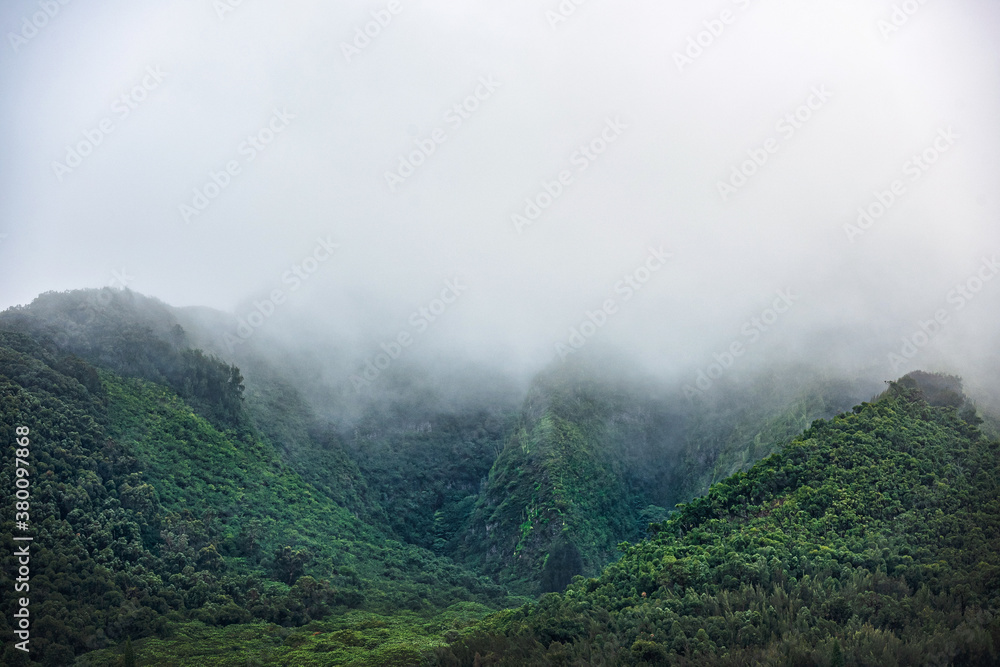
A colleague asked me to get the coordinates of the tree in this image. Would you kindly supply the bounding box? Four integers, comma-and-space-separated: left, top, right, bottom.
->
273, 546, 312, 585
830, 639, 844, 667
123, 637, 136, 667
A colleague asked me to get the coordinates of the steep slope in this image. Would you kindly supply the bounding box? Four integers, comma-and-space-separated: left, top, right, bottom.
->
438, 373, 1000, 665
347, 407, 512, 555
460, 361, 877, 596
460, 362, 681, 594
2, 288, 913, 664
1, 290, 880, 588
673, 370, 881, 501
0, 289, 384, 525
0, 332, 509, 666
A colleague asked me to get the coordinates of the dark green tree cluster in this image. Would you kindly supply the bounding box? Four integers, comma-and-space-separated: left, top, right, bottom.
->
346, 409, 511, 555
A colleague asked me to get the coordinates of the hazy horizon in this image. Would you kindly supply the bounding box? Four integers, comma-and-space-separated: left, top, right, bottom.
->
2, 0, 999, 398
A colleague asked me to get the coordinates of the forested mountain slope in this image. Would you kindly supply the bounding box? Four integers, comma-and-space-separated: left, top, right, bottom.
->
1, 290, 881, 599
0, 331, 510, 666
458, 361, 879, 596
673, 371, 882, 502
436, 373, 1000, 665
457, 362, 676, 595
347, 407, 513, 556
0, 289, 386, 526
4, 289, 956, 666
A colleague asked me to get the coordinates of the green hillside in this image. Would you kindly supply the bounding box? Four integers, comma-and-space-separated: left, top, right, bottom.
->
3, 290, 995, 665
0, 289, 387, 526
459, 364, 659, 595
346, 408, 512, 557
436, 374, 1000, 665
2, 292, 876, 601
0, 332, 510, 666
673, 372, 880, 501
457, 362, 875, 597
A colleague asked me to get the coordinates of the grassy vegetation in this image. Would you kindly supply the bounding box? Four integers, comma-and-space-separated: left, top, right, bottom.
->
79, 603, 495, 666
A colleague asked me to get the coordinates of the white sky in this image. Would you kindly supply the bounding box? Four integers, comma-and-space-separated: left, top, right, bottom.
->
1, 0, 998, 384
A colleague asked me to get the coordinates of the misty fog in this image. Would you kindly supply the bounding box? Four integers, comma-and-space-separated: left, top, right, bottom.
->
2, 0, 999, 409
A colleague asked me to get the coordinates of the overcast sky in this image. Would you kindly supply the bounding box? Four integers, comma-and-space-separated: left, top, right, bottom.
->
1, 0, 998, 388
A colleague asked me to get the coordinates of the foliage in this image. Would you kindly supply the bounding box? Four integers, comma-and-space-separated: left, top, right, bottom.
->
0, 289, 246, 428
77, 602, 495, 666
437, 375, 1000, 664
458, 362, 872, 596
346, 409, 511, 555
0, 332, 509, 665
3, 290, 996, 665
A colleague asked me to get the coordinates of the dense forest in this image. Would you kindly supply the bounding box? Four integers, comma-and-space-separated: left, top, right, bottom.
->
436, 375, 1000, 665
1, 290, 997, 665
0, 328, 519, 665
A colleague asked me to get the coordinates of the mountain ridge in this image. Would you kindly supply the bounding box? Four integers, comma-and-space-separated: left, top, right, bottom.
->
4, 289, 993, 665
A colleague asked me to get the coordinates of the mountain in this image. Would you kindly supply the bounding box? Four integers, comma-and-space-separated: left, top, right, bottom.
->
457, 358, 878, 596
457, 360, 675, 595
0, 327, 509, 666
3, 289, 992, 665
0, 289, 384, 523
0, 291, 879, 591
435, 373, 1000, 665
